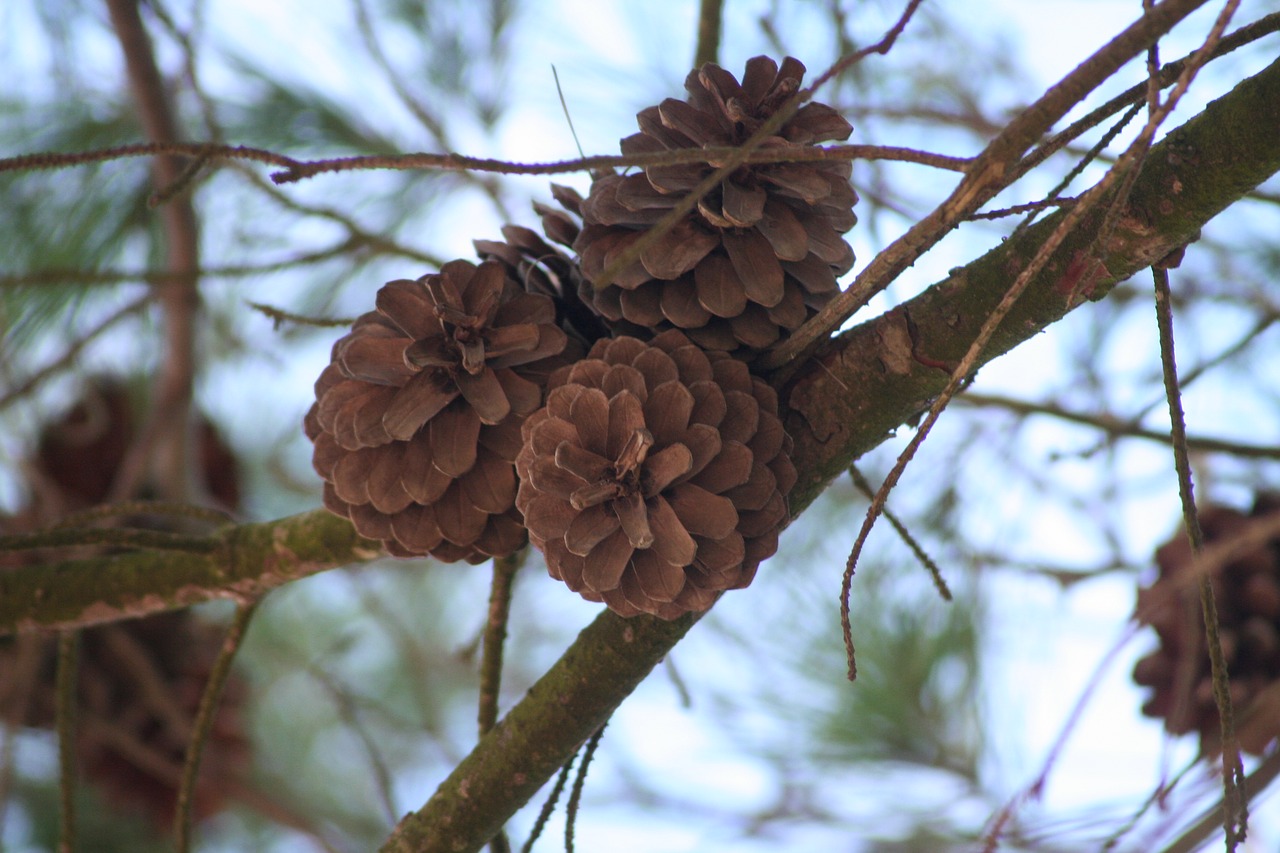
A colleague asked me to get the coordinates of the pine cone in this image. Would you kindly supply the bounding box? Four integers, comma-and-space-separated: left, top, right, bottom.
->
308, 259, 570, 562
475, 219, 608, 348
573, 56, 857, 355
0, 379, 250, 833
515, 330, 796, 618
1132, 498, 1280, 754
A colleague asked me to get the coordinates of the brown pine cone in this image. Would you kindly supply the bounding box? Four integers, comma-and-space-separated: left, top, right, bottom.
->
573, 56, 857, 355
1132, 498, 1280, 754
308, 259, 570, 563
0, 613, 251, 833
474, 219, 608, 347
515, 330, 796, 618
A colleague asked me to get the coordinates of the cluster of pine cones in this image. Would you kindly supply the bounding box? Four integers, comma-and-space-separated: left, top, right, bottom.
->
1133, 497, 1280, 755
308, 56, 858, 618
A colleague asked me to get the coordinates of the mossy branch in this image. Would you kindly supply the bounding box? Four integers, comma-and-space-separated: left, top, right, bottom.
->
2, 53, 1277, 853
0, 510, 381, 634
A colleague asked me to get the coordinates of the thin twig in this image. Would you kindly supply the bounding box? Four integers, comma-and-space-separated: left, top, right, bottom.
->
175, 598, 261, 853
761, 0, 1212, 372
520, 753, 577, 853
479, 551, 525, 853
478, 551, 525, 735
1160, 748, 1280, 853
564, 722, 608, 853
55, 631, 79, 853
836, 0, 1225, 679
1011, 12, 1280, 185
247, 301, 357, 330
848, 465, 951, 600
270, 143, 967, 184
693, 0, 723, 68
956, 392, 1280, 460
1152, 265, 1246, 849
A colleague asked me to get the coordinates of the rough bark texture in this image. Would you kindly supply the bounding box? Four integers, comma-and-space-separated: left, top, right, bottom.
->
0, 510, 381, 632
2, 53, 1278, 853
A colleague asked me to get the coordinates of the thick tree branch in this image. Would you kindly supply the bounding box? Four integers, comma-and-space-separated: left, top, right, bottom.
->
0, 510, 380, 633
3, 50, 1278, 853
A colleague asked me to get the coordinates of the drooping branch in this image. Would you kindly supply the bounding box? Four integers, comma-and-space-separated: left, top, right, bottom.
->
3, 47, 1278, 853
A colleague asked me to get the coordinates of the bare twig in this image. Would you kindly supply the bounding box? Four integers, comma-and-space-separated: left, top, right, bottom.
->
478, 551, 524, 735
836, 0, 1224, 680
564, 722, 608, 853
247, 301, 357, 330
693, 0, 724, 68
520, 753, 576, 853
55, 631, 79, 853
761, 0, 1212, 372
175, 598, 260, 853
848, 465, 951, 600
270, 143, 966, 184
956, 392, 1280, 460
1152, 264, 1246, 848
479, 551, 524, 853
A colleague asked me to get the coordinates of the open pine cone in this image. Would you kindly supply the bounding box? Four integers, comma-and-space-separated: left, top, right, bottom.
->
515, 330, 796, 618
573, 55, 857, 355
475, 221, 608, 348
307, 259, 570, 563
1132, 498, 1280, 754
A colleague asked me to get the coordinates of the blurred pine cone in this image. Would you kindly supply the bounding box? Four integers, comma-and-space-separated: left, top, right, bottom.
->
515, 330, 796, 618
1132, 498, 1280, 754
307, 259, 570, 562
573, 56, 857, 355
0, 380, 249, 832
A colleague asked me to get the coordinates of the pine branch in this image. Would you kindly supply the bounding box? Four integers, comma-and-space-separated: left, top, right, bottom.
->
2, 48, 1278, 853
0, 510, 381, 633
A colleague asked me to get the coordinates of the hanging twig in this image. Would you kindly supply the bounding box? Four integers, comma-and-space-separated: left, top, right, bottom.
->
520, 752, 577, 853
1152, 264, 1247, 849
55, 631, 79, 853
174, 598, 261, 853
835, 0, 1233, 682
847, 465, 951, 601
564, 722, 608, 853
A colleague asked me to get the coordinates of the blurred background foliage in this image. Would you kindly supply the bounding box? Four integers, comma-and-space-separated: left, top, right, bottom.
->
2, 0, 1280, 851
